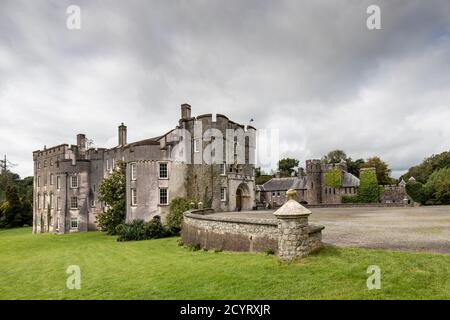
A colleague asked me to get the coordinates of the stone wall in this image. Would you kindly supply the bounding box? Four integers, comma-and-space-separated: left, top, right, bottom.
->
182, 211, 279, 253
181, 198, 325, 261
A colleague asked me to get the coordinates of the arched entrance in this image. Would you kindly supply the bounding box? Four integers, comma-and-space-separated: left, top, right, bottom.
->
235, 183, 251, 211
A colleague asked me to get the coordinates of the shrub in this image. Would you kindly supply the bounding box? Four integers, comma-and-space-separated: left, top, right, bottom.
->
144, 216, 168, 239
166, 197, 191, 234
116, 220, 146, 242
341, 195, 359, 203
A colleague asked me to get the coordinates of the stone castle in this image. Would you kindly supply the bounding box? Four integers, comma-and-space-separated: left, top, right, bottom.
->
257, 161, 411, 207
32, 104, 256, 234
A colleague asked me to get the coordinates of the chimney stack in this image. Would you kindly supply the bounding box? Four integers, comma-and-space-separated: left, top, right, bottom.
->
77, 134, 86, 150
181, 103, 191, 120
118, 123, 127, 146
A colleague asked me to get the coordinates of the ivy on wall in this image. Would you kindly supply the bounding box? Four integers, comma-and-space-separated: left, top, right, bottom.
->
324, 169, 342, 188
341, 168, 383, 203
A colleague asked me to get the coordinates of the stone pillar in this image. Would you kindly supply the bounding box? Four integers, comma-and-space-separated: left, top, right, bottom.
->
274, 189, 312, 261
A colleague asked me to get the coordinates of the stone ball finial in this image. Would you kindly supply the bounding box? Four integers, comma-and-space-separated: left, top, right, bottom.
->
286, 188, 297, 200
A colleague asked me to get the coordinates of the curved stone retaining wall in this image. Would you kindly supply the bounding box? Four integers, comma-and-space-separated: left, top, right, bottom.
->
181, 208, 325, 259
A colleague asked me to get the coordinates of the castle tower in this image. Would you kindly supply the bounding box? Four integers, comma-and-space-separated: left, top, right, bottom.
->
306, 159, 322, 205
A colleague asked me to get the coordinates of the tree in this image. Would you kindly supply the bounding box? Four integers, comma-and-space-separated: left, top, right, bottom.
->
1, 186, 23, 228
96, 161, 126, 234
278, 158, 299, 177
346, 158, 365, 177
322, 150, 347, 164
400, 151, 450, 183
405, 181, 426, 204
423, 167, 450, 205
361, 157, 393, 185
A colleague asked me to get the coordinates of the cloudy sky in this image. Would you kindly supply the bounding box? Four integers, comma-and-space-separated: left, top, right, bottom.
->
0, 0, 449, 178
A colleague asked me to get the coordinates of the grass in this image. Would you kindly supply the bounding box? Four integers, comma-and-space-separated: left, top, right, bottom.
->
0, 227, 449, 299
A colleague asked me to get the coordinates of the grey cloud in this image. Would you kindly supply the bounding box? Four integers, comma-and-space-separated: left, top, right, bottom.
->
0, 0, 449, 178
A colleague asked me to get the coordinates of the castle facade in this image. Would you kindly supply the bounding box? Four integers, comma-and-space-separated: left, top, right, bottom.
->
32, 104, 256, 234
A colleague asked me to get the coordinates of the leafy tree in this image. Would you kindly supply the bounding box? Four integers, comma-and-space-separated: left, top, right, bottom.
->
401, 151, 450, 183
0, 186, 23, 228
322, 150, 364, 177
423, 167, 450, 205
405, 181, 426, 204
278, 158, 299, 177
96, 161, 126, 234
362, 157, 393, 185
346, 158, 365, 177
322, 150, 347, 164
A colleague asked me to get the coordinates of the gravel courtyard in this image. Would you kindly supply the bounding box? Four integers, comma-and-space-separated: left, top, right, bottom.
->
213, 206, 450, 254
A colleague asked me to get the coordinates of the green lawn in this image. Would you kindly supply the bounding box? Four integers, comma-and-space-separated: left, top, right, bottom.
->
0, 227, 449, 299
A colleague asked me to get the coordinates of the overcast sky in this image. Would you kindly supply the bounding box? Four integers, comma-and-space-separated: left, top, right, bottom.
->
0, 0, 449, 178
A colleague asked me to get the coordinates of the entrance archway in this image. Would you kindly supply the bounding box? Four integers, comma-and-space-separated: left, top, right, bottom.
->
235, 183, 251, 211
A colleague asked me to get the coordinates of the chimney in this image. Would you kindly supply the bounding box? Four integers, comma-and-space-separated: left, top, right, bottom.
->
77, 134, 86, 150
181, 103, 191, 119
118, 123, 127, 146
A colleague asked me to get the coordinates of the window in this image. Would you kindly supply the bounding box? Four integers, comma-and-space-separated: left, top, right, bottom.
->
112, 158, 115, 169
44, 175, 47, 186
219, 163, 226, 175
57, 197, 61, 211
56, 176, 61, 189
90, 199, 96, 207
50, 174, 54, 185
106, 159, 110, 171
37, 195, 41, 210
56, 217, 60, 231
70, 197, 78, 209
159, 163, 168, 179
50, 159, 54, 166
221, 187, 226, 201
272, 192, 276, 197
194, 139, 200, 153
131, 163, 137, 181
37, 176, 41, 187
277, 192, 281, 197
70, 176, 78, 189
50, 194, 54, 209
70, 218, 78, 229
131, 188, 137, 206
44, 160, 47, 167
159, 188, 168, 205
37, 162, 41, 169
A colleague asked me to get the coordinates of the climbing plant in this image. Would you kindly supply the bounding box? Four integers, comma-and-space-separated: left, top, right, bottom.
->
324, 169, 342, 188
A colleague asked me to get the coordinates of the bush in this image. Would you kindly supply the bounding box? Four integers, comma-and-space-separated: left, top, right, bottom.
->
166, 197, 191, 233
116, 217, 172, 242
116, 220, 147, 242
341, 195, 359, 203
144, 216, 168, 239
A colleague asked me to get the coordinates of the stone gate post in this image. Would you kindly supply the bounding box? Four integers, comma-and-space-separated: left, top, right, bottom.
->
274, 189, 312, 261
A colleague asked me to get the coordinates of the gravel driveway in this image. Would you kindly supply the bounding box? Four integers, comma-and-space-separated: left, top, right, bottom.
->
213, 206, 450, 254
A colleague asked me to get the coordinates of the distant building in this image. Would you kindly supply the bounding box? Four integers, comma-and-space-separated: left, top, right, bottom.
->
258, 161, 360, 207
